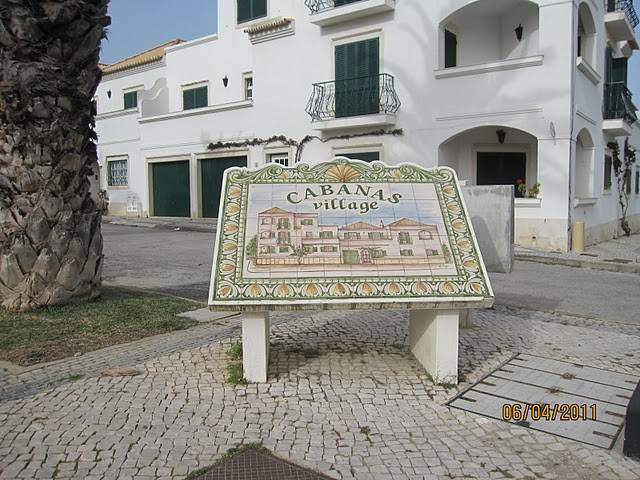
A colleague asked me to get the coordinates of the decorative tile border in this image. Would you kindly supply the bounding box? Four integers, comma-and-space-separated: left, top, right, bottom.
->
208, 158, 494, 311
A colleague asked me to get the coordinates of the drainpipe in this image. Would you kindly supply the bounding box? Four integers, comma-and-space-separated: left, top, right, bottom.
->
567, 2, 577, 251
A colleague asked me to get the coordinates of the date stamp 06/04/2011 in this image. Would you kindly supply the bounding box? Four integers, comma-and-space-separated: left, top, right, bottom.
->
501, 403, 598, 422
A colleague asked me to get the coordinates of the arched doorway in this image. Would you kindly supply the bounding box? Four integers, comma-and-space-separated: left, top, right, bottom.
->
438, 126, 539, 197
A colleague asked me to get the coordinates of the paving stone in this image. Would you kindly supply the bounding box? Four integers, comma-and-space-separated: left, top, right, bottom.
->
0, 308, 639, 479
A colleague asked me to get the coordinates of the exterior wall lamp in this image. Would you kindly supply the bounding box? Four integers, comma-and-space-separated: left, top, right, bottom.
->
496, 129, 507, 144
107, 89, 111, 98
223, 76, 229, 88
515, 24, 523, 41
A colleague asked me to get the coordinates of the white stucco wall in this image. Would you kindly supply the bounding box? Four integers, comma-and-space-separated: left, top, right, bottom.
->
95, 0, 640, 251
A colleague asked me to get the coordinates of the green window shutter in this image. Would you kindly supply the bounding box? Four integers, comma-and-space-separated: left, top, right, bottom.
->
183, 89, 194, 110
444, 30, 457, 68
252, 0, 267, 19
238, 0, 266, 23
124, 91, 137, 109
344, 151, 379, 163
195, 86, 208, 108
335, 38, 379, 118
183, 86, 207, 110
238, 0, 251, 23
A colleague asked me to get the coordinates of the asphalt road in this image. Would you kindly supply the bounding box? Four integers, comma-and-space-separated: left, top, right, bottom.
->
102, 224, 640, 325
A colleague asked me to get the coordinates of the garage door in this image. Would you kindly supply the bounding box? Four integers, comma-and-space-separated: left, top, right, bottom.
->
201, 156, 247, 218
151, 161, 190, 217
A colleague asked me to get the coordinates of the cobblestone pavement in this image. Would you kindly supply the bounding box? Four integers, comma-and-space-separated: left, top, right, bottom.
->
0, 313, 299, 403
1, 307, 639, 480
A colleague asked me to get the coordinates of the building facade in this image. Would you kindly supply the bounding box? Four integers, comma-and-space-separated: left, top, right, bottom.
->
95, 0, 640, 252
254, 208, 446, 266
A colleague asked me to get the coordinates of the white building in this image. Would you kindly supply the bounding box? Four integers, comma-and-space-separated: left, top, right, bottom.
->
95, 0, 640, 252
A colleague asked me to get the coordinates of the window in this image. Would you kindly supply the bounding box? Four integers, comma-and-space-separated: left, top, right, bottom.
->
341, 151, 380, 163
418, 231, 433, 240
626, 169, 632, 194
320, 231, 334, 239
444, 29, 457, 68
183, 85, 208, 110
277, 231, 290, 243
636, 169, 639, 195
277, 218, 290, 229
267, 153, 289, 166
400, 249, 414, 257
300, 219, 314, 226
476, 152, 527, 196
237, 0, 267, 24
321, 246, 338, 253
335, 38, 380, 118
368, 232, 385, 240
344, 232, 361, 239
244, 75, 253, 100
260, 231, 275, 239
107, 158, 128, 187
305, 232, 313, 238
123, 91, 138, 110
371, 249, 386, 258
604, 154, 613, 190
398, 232, 412, 245
261, 217, 272, 225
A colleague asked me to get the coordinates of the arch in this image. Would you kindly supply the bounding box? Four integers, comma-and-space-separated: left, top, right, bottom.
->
577, 2, 597, 66
438, 125, 539, 193
439, 0, 540, 69
575, 128, 595, 199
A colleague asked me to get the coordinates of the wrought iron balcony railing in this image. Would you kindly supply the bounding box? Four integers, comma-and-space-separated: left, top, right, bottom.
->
607, 0, 639, 28
305, 0, 365, 14
305, 73, 401, 121
604, 81, 638, 124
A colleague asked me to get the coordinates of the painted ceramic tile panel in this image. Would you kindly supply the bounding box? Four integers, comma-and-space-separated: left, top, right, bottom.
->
208, 158, 494, 311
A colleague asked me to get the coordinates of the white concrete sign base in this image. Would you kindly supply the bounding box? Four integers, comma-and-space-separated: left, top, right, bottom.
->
242, 312, 271, 383
409, 309, 460, 385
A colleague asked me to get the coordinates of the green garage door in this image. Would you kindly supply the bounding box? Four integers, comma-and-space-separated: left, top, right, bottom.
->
152, 161, 190, 217
201, 156, 247, 218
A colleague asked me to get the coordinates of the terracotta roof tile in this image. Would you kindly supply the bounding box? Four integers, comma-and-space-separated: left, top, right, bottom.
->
260, 207, 291, 215
388, 218, 435, 228
101, 39, 184, 75
340, 221, 381, 231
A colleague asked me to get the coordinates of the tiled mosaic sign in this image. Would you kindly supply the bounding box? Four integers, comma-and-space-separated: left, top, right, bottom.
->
208, 158, 493, 311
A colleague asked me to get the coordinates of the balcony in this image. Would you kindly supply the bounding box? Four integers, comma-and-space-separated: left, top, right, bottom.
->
603, 81, 638, 136
605, 0, 639, 45
305, 0, 395, 27
305, 73, 400, 131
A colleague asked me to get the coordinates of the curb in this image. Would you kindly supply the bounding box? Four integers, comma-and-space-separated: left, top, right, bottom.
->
515, 252, 640, 274
103, 217, 216, 234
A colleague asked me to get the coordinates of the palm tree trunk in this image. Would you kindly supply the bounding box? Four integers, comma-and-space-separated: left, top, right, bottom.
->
0, 1, 110, 311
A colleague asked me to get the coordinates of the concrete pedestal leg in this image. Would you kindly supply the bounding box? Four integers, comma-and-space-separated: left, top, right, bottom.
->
242, 312, 270, 383
409, 309, 459, 385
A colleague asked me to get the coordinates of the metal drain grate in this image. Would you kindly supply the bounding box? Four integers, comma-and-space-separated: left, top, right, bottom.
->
189, 447, 334, 480
448, 353, 640, 448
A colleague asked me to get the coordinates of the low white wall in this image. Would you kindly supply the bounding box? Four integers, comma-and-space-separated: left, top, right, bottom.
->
462, 185, 514, 273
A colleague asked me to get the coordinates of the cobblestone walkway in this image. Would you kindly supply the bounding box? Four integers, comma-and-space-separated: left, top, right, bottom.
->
0, 313, 297, 403
1, 307, 639, 480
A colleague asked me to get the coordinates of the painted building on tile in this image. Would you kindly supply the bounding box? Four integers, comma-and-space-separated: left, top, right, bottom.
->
254, 208, 446, 266
95, 0, 640, 251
